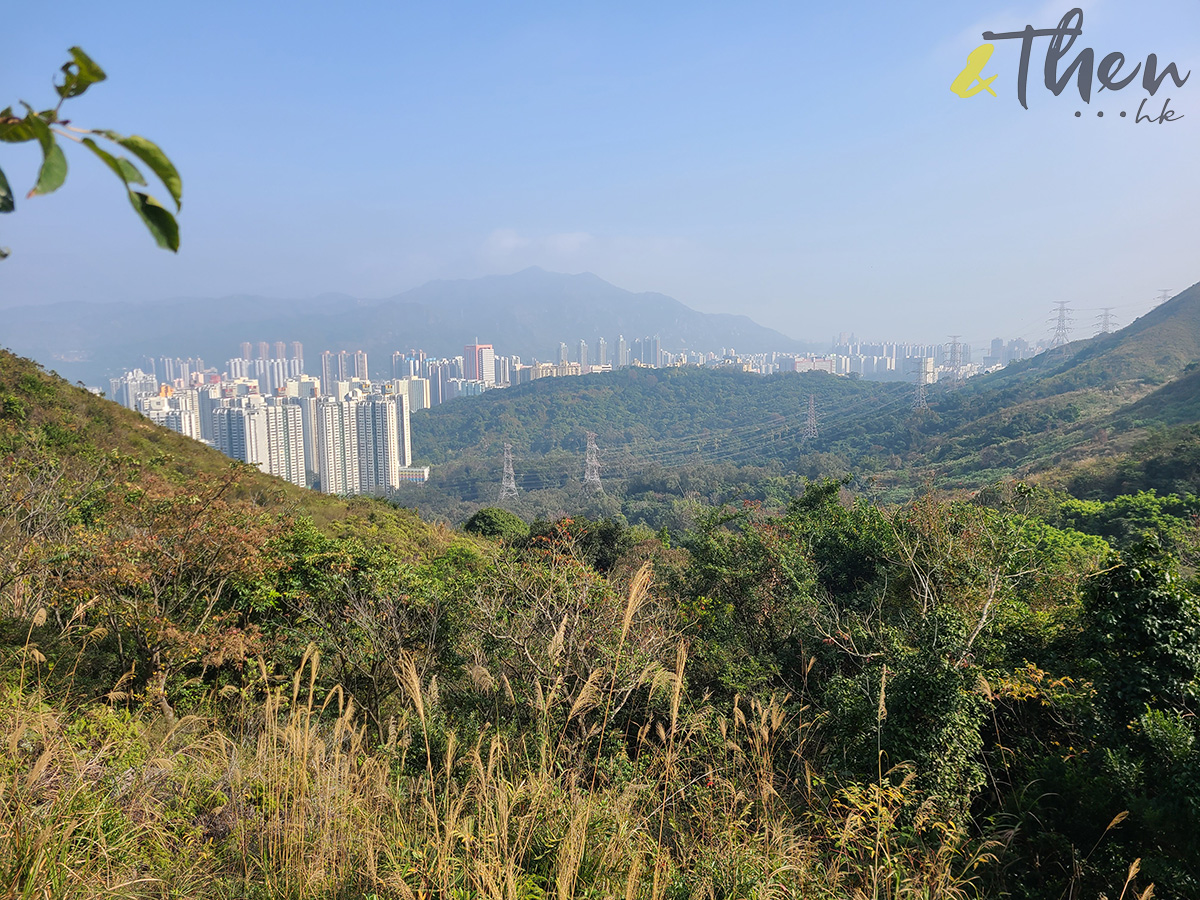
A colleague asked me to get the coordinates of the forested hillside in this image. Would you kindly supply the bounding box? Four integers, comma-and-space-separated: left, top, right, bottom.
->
4, 346, 1200, 898
405, 281, 1200, 525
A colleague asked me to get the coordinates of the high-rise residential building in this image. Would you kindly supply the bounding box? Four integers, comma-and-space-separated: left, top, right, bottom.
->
493, 356, 510, 386
240, 341, 253, 359
261, 401, 306, 487
213, 406, 245, 461
617, 335, 628, 368
290, 341, 303, 362
464, 342, 495, 385
577, 340, 588, 367
391, 377, 430, 412
333, 377, 371, 400
356, 392, 412, 493
353, 350, 369, 381
197, 384, 222, 443
426, 362, 449, 406
285, 396, 320, 487
257, 341, 270, 360
109, 369, 158, 409
558, 342, 569, 365
597, 337, 607, 366
315, 391, 410, 495
263, 358, 289, 395
316, 396, 359, 495
320, 351, 337, 396
282, 375, 321, 399
139, 391, 201, 440
273, 341, 287, 359
212, 397, 305, 487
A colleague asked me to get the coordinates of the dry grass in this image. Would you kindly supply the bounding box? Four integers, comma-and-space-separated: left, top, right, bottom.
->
0, 570, 994, 900
0, 642, 995, 900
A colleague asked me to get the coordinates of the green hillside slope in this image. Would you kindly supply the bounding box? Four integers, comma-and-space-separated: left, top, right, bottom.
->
0, 347, 454, 554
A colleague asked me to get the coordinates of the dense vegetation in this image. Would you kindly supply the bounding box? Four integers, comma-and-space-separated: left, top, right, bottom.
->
4, 349, 1200, 898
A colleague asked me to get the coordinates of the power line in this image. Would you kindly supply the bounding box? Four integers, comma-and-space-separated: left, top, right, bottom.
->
1096, 307, 1117, 334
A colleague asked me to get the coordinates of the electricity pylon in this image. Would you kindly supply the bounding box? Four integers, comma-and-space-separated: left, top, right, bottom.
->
584, 432, 602, 492
803, 394, 819, 441
1051, 302, 1072, 347
499, 443, 518, 501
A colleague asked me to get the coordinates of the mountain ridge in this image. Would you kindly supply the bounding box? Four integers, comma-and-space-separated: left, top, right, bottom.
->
0, 267, 810, 384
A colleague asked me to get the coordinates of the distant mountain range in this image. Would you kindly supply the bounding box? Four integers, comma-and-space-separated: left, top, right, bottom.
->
0, 268, 813, 385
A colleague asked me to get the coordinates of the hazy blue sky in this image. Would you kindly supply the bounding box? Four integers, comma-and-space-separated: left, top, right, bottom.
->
1, 0, 1197, 348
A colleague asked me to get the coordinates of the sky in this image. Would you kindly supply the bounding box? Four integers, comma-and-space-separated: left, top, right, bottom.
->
1, 0, 1197, 349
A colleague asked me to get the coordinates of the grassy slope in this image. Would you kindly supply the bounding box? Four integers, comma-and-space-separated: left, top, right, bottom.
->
0, 347, 458, 558
848, 281, 1200, 492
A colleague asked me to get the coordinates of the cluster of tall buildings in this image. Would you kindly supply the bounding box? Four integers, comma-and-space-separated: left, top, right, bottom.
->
111, 342, 427, 495
555, 335, 657, 368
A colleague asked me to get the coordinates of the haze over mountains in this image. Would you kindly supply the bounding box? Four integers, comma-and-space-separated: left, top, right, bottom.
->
0, 267, 812, 385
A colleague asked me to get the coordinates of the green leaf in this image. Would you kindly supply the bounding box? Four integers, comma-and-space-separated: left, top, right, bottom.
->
22, 112, 67, 197
23, 107, 53, 154
0, 111, 38, 144
98, 131, 181, 210
82, 138, 147, 187
28, 139, 67, 197
0, 165, 13, 213
56, 47, 107, 100
127, 189, 179, 252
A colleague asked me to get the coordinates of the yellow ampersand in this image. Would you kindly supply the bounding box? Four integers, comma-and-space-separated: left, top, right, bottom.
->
951, 43, 998, 97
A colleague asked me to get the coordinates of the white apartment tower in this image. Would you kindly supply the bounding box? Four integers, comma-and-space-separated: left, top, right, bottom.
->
355, 393, 412, 493
316, 391, 411, 496
212, 397, 306, 487
317, 397, 361, 495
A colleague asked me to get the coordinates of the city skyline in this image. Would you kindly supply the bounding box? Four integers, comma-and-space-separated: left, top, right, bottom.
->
107, 318, 1063, 496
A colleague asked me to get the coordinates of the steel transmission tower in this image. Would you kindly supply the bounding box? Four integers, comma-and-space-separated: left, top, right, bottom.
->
803, 394, 819, 441
913, 366, 929, 411
499, 443, 518, 501
1051, 302, 1072, 347
1096, 307, 1117, 334
584, 432, 602, 491
1157, 288, 1172, 305
946, 335, 964, 387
